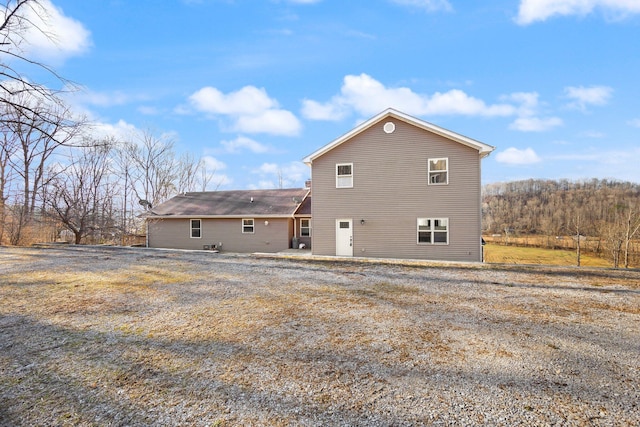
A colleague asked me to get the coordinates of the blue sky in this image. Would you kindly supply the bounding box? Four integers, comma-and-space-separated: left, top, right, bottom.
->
21, 0, 640, 189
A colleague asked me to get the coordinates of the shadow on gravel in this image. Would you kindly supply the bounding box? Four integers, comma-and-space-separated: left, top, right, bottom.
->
2, 246, 639, 425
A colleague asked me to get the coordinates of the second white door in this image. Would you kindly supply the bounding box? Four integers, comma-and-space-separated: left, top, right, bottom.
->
336, 219, 353, 257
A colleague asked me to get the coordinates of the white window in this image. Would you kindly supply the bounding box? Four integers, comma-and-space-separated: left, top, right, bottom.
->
428, 158, 448, 185
190, 219, 201, 238
417, 218, 449, 245
242, 218, 254, 234
336, 163, 353, 188
300, 219, 311, 237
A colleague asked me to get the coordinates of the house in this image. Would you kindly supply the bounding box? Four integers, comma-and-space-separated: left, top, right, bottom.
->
147, 108, 494, 261
146, 188, 310, 253
303, 108, 494, 262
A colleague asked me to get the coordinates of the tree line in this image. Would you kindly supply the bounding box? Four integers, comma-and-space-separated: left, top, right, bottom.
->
0, 0, 221, 246
483, 178, 640, 267
3, 1, 640, 268
0, 114, 222, 245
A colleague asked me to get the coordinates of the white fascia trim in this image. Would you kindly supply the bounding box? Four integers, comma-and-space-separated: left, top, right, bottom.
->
302, 108, 496, 164
146, 214, 294, 220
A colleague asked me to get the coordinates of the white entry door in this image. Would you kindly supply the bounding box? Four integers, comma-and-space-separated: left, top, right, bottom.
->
336, 219, 353, 257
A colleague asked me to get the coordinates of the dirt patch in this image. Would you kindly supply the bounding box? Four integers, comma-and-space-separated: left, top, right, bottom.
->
1, 246, 639, 426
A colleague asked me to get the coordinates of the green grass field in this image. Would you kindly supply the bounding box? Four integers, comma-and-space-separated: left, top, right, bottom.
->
484, 243, 613, 267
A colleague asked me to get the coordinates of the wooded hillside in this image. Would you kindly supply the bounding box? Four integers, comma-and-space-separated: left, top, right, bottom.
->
482, 178, 640, 267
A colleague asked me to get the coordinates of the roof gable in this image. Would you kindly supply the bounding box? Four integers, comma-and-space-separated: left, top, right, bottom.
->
148, 188, 309, 218
303, 108, 495, 164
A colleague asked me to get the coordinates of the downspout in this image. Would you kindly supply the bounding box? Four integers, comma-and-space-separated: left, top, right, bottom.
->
294, 216, 297, 239
480, 156, 483, 262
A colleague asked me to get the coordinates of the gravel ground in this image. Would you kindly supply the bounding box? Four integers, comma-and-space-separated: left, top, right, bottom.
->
0, 245, 639, 426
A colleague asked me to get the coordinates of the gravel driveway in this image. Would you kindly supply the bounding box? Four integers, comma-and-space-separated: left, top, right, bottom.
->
1, 245, 639, 426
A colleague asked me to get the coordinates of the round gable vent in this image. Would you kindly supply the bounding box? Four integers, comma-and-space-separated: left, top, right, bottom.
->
383, 122, 395, 134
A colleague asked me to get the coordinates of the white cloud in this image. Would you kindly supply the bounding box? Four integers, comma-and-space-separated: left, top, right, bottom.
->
502, 91, 540, 117
501, 91, 564, 132
220, 136, 269, 154
234, 109, 301, 136
188, 85, 301, 136
72, 89, 138, 108
301, 99, 349, 121
302, 73, 515, 120
516, 0, 640, 25
202, 155, 227, 172
390, 0, 453, 12
251, 161, 309, 189
564, 85, 613, 110
509, 116, 563, 132
425, 89, 514, 116
18, 0, 92, 63
495, 147, 542, 165
189, 86, 276, 115
87, 120, 141, 142
303, 74, 570, 134
628, 118, 640, 128
201, 155, 231, 189
257, 163, 280, 175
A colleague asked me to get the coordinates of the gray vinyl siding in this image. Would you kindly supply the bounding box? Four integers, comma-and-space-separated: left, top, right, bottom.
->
311, 118, 483, 261
296, 218, 312, 249
148, 217, 293, 253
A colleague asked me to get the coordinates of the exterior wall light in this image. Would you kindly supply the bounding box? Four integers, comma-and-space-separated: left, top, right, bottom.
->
264, 220, 269, 226
360, 219, 365, 225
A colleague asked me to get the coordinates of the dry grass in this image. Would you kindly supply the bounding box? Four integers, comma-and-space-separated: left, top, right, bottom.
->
484, 242, 613, 267
1, 246, 639, 426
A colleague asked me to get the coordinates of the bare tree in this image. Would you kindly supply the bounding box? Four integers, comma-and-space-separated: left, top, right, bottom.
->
175, 151, 201, 194
483, 178, 640, 266
121, 130, 178, 210
1, 0, 76, 135
199, 160, 214, 192
113, 133, 215, 245
1, 91, 81, 243
175, 154, 226, 193
0, 121, 16, 243
571, 212, 582, 267
0, 0, 88, 244
622, 206, 640, 269
198, 159, 225, 192
46, 141, 114, 244
112, 140, 135, 245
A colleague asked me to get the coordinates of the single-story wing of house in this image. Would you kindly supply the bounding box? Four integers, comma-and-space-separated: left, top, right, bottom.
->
146, 188, 310, 253
147, 108, 495, 261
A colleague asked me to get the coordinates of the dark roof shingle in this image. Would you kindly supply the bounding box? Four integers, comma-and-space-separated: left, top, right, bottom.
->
149, 188, 309, 217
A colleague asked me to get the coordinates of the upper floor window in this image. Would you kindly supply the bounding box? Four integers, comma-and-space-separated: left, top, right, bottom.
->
190, 219, 201, 238
417, 218, 449, 245
336, 163, 353, 188
300, 219, 311, 237
428, 158, 448, 185
242, 218, 254, 234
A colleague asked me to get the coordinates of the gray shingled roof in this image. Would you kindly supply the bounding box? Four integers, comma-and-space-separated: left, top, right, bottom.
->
148, 188, 309, 218
294, 194, 311, 216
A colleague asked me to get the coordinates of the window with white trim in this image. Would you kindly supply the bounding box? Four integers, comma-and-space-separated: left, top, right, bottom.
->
242, 218, 254, 234
417, 218, 449, 244
428, 158, 448, 185
300, 219, 311, 237
190, 219, 201, 238
336, 163, 353, 188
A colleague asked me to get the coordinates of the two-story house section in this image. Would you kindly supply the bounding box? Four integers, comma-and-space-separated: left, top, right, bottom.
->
303, 108, 495, 262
